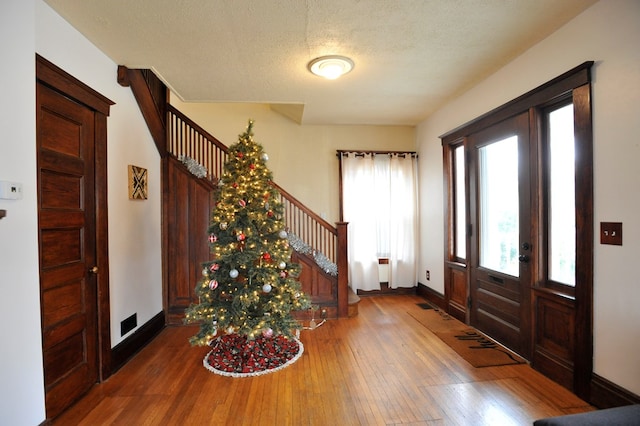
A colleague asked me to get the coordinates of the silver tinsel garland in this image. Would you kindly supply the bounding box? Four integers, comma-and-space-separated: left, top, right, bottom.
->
287, 233, 338, 276
179, 155, 208, 178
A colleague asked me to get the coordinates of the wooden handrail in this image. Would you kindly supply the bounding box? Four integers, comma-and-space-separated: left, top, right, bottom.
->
167, 105, 229, 181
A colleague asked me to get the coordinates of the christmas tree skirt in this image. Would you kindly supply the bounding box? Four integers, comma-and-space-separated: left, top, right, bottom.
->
203, 333, 303, 377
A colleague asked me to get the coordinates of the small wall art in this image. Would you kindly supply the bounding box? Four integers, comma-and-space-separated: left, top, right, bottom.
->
128, 165, 148, 200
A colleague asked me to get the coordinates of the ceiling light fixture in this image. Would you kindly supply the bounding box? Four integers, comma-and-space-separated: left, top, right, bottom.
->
308, 55, 354, 80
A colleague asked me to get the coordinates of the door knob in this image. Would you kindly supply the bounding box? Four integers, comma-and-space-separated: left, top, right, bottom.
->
89, 266, 99, 274
518, 254, 530, 263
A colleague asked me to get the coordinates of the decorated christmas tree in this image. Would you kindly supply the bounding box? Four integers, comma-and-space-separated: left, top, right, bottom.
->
185, 120, 311, 376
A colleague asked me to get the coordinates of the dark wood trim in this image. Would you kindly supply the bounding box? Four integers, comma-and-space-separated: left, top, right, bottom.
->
36, 55, 114, 115
117, 65, 167, 156
440, 61, 593, 142
110, 311, 165, 374
416, 283, 446, 310
94, 111, 112, 381
336, 222, 349, 317
590, 374, 640, 409
36, 54, 114, 382
572, 83, 594, 399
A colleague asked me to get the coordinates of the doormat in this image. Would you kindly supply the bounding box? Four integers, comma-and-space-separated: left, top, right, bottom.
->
407, 309, 526, 368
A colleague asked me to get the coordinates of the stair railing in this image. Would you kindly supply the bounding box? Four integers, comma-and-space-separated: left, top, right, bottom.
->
166, 105, 345, 280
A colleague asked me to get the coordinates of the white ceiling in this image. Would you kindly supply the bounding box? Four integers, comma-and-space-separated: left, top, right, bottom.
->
43, 0, 596, 126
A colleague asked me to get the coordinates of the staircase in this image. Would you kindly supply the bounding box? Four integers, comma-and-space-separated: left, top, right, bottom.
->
118, 66, 350, 321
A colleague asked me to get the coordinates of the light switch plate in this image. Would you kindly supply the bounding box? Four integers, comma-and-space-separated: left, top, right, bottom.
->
0, 181, 23, 200
600, 222, 622, 245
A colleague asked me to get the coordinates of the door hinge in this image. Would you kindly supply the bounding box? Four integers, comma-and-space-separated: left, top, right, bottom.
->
467, 296, 472, 309
467, 224, 473, 237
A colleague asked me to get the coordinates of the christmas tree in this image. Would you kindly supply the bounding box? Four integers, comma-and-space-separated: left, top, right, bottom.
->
185, 120, 312, 375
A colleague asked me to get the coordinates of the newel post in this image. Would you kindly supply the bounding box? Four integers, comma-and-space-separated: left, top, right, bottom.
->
336, 222, 349, 317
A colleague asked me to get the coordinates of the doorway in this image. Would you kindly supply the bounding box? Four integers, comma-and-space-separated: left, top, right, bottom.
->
36, 55, 113, 420
441, 63, 594, 399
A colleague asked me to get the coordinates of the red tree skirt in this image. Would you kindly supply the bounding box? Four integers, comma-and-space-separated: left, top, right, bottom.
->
203, 333, 303, 377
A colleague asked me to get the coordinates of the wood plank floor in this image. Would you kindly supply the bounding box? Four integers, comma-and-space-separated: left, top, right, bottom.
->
53, 295, 594, 425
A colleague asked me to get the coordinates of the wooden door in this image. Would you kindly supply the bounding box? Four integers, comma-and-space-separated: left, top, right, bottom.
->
467, 112, 532, 358
36, 81, 99, 419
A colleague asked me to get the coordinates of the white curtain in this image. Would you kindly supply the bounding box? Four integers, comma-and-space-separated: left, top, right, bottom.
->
342, 154, 380, 291
341, 152, 418, 291
388, 155, 418, 288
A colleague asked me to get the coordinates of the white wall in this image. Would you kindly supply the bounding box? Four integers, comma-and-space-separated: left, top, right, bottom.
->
170, 99, 415, 224
0, 1, 46, 424
417, 0, 640, 396
35, 1, 163, 348
1, 1, 164, 422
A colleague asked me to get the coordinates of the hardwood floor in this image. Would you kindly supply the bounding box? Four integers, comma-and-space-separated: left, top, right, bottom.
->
53, 295, 593, 425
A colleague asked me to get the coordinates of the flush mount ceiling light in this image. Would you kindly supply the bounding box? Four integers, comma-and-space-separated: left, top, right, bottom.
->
308, 55, 354, 80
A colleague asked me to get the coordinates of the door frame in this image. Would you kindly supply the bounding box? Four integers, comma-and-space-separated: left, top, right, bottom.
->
36, 55, 114, 381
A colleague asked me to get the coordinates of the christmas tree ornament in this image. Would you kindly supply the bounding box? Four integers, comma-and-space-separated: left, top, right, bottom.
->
210, 263, 220, 272
262, 252, 271, 261
265, 202, 270, 210
262, 328, 273, 338
249, 164, 256, 170
220, 222, 228, 230
238, 199, 246, 207
229, 269, 239, 278
279, 230, 288, 239
202, 268, 208, 277
278, 261, 287, 269
236, 232, 245, 241
208, 280, 219, 290
208, 234, 217, 243
261, 153, 269, 162
262, 283, 272, 293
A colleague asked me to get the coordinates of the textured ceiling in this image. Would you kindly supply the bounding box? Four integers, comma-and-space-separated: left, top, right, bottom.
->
43, 0, 595, 125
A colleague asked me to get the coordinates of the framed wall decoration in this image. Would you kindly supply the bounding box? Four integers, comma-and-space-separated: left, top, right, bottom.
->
128, 165, 148, 200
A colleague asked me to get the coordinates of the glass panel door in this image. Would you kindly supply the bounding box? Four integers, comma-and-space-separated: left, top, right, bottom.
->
468, 112, 532, 358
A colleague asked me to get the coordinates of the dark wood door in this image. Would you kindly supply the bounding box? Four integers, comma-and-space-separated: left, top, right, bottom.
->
467, 112, 532, 358
37, 82, 99, 419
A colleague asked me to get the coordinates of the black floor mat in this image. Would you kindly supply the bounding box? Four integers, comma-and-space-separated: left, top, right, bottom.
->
416, 303, 434, 310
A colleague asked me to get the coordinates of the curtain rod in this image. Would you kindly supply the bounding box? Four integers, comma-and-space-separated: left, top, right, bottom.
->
336, 149, 417, 158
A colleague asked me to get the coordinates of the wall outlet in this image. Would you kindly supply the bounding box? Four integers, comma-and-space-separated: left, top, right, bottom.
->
426, 270, 430, 281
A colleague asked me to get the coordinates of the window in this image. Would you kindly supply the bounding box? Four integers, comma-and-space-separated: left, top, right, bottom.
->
546, 102, 576, 286
453, 144, 466, 260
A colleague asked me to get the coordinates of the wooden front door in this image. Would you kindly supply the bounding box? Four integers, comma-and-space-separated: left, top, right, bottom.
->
467, 112, 532, 358
36, 55, 113, 419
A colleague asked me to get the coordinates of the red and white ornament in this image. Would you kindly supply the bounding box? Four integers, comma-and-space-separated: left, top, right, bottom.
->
208, 279, 219, 290
262, 328, 274, 338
